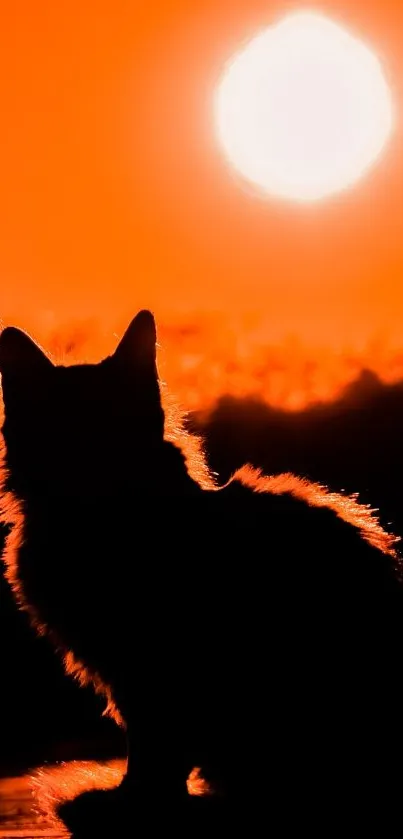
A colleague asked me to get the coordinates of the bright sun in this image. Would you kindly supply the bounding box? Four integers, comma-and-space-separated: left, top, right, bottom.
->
214, 12, 394, 203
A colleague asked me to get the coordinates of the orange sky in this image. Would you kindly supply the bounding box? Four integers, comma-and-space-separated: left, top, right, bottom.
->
1, 0, 403, 409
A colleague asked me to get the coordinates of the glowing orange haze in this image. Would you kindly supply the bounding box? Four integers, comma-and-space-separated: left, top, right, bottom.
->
0, 0, 403, 412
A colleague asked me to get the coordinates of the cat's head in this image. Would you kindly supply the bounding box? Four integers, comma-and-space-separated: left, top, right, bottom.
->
0, 310, 166, 498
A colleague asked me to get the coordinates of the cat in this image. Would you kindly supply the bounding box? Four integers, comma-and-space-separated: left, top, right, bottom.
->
1, 309, 403, 831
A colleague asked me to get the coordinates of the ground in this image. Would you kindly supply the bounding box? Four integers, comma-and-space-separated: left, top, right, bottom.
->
0, 760, 209, 838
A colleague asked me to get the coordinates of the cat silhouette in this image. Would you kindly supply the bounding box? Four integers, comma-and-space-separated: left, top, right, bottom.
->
1, 310, 403, 832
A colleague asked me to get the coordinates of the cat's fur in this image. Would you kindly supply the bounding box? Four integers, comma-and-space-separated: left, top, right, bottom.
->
1, 310, 403, 827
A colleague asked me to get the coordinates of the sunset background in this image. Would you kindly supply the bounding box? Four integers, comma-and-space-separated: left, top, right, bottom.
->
1, 0, 403, 411
2, 4, 403, 828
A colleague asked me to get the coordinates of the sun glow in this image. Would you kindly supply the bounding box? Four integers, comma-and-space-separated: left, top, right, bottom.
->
214, 12, 394, 202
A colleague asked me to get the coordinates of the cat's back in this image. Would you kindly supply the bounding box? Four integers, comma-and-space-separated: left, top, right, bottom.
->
202, 468, 402, 635
197, 472, 403, 796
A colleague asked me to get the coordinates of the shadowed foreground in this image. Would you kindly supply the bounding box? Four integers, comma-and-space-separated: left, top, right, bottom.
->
0, 762, 208, 838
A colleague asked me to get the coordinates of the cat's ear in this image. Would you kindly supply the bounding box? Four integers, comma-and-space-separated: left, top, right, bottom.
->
0, 327, 53, 380
113, 310, 157, 372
